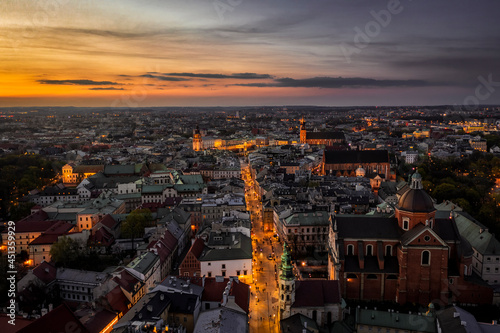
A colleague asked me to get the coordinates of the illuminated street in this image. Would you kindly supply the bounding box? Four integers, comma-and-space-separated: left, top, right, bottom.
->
243, 163, 281, 333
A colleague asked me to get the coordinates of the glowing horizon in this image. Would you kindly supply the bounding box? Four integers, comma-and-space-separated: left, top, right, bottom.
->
2, 0, 500, 107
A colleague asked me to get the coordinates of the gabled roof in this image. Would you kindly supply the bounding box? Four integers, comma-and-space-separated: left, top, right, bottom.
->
199, 277, 250, 313
89, 227, 115, 247
293, 280, 341, 308
18, 304, 90, 333
400, 224, 448, 247
29, 221, 74, 245
32, 261, 57, 285
324, 150, 389, 164
84, 309, 117, 333
99, 214, 119, 229
105, 285, 130, 314
454, 212, 500, 255
112, 269, 143, 293
126, 251, 159, 275
190, 237, 206, 259
336, 216, 401, 240
306, 131, 345, 140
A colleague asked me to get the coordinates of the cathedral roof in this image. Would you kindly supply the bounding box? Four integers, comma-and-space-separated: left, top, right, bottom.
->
324, 150, 389, 165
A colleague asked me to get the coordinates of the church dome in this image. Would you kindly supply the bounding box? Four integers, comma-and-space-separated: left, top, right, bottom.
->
397, 170, 435, 212
398, 189, 435, 212
355, 165, 366, 177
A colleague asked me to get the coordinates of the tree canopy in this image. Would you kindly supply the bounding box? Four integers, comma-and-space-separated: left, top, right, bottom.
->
121, 208, 153, 239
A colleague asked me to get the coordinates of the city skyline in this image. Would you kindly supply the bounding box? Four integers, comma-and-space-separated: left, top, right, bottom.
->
2, 0, 500, 107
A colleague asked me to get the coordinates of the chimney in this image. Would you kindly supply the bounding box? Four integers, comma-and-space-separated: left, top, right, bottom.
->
202, 275, 205, 287
222, 291, 228, 306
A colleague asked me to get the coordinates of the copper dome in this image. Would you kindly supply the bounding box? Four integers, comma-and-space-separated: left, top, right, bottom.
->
398, 188, 435, 212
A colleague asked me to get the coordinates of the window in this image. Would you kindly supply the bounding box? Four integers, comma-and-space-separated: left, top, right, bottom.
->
222, 264, 226, 269
421, 251, 430, 266
486, 267, 491, 272
385, 245, 392, 256
424, 235, 431, 242
244, 270, 247, 275
366, 244, 373, 256
403, 219, 409, 231
237, 270, 241, 276
347, 244, 354, 255
222, 271, 226, 277
208, 272, 212, 277
208, 263, 211, 266
367, 274, 378, 279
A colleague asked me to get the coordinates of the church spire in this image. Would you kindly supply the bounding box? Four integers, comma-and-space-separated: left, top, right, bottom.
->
280, 242, 294, 280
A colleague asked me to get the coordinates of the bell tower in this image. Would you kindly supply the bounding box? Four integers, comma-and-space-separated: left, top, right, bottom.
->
300, 118, 307, 144
279, 242, 295, 320
193, 125, 202, 151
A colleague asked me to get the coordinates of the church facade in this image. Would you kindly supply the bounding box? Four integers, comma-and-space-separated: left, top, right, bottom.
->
299, 118, 345, 146
328, 172, 493, 306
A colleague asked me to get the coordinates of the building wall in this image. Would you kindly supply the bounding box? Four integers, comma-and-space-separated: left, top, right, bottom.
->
30, 244, 52, 265
200, 259, 252, 281
397, 246, 449, 305
180, 252, 201, 278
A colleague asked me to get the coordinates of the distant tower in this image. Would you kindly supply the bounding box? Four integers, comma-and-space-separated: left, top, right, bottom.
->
193, 125, 202, 151
300, 117, 306, 144
236, 110, 240, 118
279, 242, 295, 321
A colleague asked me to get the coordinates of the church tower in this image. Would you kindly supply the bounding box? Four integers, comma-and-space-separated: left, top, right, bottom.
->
279, 242, 295, 320
395, 170, 436, 231
300, 118, 307, 144
193, 125, 202, 151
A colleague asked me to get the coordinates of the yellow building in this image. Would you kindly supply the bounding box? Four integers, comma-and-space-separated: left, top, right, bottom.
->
62, 163, 104, 184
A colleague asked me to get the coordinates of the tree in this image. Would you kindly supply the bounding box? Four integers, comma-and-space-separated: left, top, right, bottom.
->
121, 208, 153, 239
50, 237, 82, 267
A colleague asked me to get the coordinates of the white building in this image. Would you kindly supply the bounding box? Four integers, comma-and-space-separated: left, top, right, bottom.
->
199, 232, 252, 283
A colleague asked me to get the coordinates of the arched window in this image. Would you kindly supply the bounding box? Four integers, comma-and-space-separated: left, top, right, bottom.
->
421, 250, 430, 266
366, 244, 373, 256
385, 245, 392, 256
367, 274, 378, 279
347, 244, 354, 255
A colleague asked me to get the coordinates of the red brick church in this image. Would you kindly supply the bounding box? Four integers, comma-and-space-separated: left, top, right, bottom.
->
328, 171, 493, 306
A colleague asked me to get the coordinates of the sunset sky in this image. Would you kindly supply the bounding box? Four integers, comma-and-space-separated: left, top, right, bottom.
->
1, 0, 500, 107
